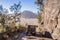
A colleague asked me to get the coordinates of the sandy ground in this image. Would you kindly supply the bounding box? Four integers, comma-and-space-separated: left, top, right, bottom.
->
15, 32, 54, 40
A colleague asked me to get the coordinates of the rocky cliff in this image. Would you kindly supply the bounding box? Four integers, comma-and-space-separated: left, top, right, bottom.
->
41, 0, 60, 40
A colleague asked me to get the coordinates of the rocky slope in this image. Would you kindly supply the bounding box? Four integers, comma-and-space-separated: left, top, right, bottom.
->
41, 0, 60, 40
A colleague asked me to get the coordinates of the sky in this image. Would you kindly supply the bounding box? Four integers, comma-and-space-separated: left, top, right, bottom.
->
0, 0, 38, 14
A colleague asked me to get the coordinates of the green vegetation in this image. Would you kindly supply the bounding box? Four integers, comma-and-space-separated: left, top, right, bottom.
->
36, 0, 44, 35
36, 0, 44, 23
0, 1, 28, 40
37, 12, 42, 23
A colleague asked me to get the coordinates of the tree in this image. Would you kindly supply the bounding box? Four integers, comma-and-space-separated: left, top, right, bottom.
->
3, 8, 8, 14
10, 1, 21, 14
0, 5, 8, 14
0, 5, 3, 12
10, 2, 22, 31
36, 0, 44, 11
36, 0, 43, 5
0, 5, 9, 33
0, 5, 8, 28
36, 0, 44, 35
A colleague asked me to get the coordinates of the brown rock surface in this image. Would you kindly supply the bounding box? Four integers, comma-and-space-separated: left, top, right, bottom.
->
40, 0, 60, 40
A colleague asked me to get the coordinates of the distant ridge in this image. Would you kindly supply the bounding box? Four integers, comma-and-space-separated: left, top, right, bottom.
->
21, 11, 37, 18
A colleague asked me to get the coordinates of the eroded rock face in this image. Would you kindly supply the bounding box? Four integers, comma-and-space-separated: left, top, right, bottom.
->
41, 0, 60, 39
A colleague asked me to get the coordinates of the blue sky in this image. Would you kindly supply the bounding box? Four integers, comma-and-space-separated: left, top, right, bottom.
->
0, 0, 38, 14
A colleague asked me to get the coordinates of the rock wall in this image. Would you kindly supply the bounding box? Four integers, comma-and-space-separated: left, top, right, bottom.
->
42, 0, 60, 40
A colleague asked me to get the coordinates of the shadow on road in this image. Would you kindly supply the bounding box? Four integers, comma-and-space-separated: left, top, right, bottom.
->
16, 31, 26, 40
